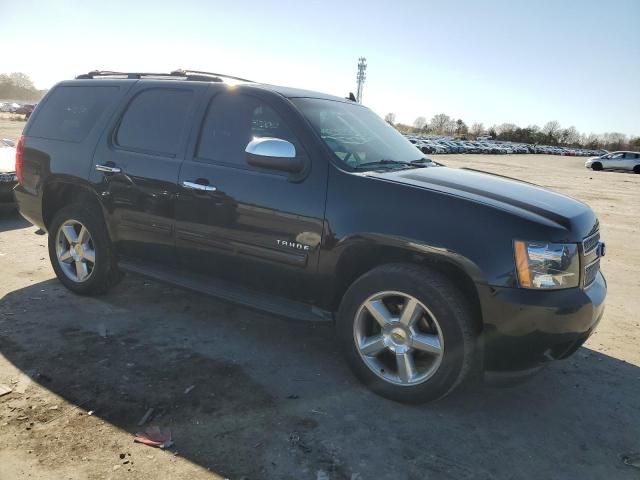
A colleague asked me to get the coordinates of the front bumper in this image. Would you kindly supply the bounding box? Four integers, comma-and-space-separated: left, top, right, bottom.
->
481, 271, 606, 374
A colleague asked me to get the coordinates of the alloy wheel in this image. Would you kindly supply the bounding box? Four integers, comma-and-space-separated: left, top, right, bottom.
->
353, 291, 445, 386
55, 219, 96, 283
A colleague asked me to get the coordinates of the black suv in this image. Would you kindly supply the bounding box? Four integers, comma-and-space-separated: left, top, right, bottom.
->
13, 70, 606, 403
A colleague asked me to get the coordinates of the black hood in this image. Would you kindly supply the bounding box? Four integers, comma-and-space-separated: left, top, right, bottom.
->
366, 166, 596, 235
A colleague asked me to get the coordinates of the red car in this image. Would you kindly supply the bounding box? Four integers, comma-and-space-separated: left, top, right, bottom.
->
15, 104, 35, 118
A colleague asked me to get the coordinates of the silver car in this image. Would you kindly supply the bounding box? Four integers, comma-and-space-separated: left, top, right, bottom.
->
585, 151, 640, 173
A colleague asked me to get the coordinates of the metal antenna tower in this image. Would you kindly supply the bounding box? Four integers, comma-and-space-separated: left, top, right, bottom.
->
356, 57, 367, 103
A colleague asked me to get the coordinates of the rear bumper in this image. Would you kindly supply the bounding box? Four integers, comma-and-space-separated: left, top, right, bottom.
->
13, 184, 45, 229
481, 272, 606, 374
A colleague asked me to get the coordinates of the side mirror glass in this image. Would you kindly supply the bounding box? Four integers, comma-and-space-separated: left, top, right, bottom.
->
245, 137, 303, 173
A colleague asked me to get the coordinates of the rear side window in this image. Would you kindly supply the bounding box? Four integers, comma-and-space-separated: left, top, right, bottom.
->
197, 92, 298, 167
28, 86, 119, 142
116, 88, 194, 156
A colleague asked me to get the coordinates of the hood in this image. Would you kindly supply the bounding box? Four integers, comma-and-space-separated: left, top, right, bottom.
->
367, 166, 594, 233
0, 146, 16, 173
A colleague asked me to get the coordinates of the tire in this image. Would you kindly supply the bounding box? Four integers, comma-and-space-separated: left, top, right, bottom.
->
591, 162, 603, 171
633, 165, 640, 174
48, 203, 123, 295
337, 263, 479, 403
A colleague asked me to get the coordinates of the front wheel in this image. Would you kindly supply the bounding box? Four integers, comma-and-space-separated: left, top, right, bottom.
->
48, 203, 123, 295
591, 162, 603, 171
337, 263, 479, 403
633, 165, 640, 174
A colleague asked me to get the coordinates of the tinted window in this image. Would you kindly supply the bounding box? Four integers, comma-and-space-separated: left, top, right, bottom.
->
116, 88, 194, 156
28, 85, 119, 142
197, 92, 297, 166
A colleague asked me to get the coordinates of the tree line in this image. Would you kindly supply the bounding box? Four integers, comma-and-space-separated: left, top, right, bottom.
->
385, 112, 640, 151
0, 73, 47, 102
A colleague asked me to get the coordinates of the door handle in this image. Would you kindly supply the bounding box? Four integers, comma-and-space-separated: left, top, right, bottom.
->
181, 181, 217, 192
95, 164, 122, 174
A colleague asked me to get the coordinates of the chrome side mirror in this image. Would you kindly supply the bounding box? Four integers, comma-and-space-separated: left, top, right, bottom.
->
245, 137, 304, 173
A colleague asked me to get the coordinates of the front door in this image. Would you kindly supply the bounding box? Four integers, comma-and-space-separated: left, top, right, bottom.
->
605, 152, 624, 168
91, 82, 206, 263
175, 87, 328, 302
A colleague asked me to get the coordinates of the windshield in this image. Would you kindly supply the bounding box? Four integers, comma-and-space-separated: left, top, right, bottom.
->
292, 98, 423, 169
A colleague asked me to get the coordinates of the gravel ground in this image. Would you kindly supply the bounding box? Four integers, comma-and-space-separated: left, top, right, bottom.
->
0, 154, 639, 479
0, 114, 27, 142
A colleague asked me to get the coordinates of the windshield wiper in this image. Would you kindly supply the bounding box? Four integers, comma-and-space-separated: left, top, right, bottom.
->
353, 159, 413, 170
410, 158, 440, 166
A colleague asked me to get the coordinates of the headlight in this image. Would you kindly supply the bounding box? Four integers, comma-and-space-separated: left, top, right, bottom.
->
514, 240, 580, 289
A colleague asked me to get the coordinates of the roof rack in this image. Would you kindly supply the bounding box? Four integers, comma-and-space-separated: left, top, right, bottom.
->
75, 69, 255, 83
170, 69, 255, 83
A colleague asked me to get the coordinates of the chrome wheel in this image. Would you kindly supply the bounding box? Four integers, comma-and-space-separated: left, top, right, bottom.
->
353, 291, 444, 386
55, 219, 96, 283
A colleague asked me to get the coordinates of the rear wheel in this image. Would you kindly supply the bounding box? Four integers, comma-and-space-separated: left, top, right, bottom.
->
591, 162, 603, 171
337, 263, 479, 403
633, 165, 640, 174
48, 203, 123, 295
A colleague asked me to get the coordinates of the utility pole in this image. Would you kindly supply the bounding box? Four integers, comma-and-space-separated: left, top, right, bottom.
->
356, 57, 367, 104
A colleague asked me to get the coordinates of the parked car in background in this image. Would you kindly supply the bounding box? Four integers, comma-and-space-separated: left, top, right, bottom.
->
15, 104, 35, 118
399, 134, 603, 158
585, 151, 640, 173
0, 141, 18, 207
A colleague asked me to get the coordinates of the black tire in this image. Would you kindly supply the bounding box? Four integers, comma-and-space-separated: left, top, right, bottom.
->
633, 165, 640, 174
591, 162, 603, 171
48, 203, 123, 295
337, 263, 479, 403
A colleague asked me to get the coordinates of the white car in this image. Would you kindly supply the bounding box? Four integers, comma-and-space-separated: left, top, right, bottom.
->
0, 143, 18, 206
585, 151, 640, 174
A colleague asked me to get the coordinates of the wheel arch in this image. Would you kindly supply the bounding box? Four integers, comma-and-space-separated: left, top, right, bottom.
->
42, 178, 111, 237
327, 235, 486, 333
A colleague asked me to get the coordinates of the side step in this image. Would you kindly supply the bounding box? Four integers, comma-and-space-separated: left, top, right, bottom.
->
117, 258, 333, 323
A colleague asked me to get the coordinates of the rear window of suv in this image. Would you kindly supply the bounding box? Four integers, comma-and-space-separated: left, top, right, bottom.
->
28, 85, 119, 143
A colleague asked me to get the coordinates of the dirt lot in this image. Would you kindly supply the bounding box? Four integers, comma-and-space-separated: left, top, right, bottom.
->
0, 114, 27, 142
1, 142, 639, 478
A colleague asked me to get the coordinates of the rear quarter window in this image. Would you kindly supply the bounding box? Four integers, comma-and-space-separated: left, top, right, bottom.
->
28, 85, 119, 142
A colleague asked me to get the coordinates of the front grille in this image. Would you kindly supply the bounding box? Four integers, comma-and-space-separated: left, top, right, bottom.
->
584, 258, 600, 288
582, 223, 601, 288
582, 230, 600, 254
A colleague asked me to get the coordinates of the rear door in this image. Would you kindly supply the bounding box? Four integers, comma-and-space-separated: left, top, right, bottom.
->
175, 87, 328, 303
91, 82, 207, 264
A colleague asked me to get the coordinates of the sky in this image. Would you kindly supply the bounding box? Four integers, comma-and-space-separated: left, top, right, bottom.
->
2, 0, 639, 136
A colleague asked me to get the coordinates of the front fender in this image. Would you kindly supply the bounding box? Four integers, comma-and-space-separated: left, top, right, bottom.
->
331, 233, 488, 285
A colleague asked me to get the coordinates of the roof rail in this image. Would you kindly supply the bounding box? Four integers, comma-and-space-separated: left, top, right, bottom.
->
75, 69, 255, 83
170, 69, 255, 83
